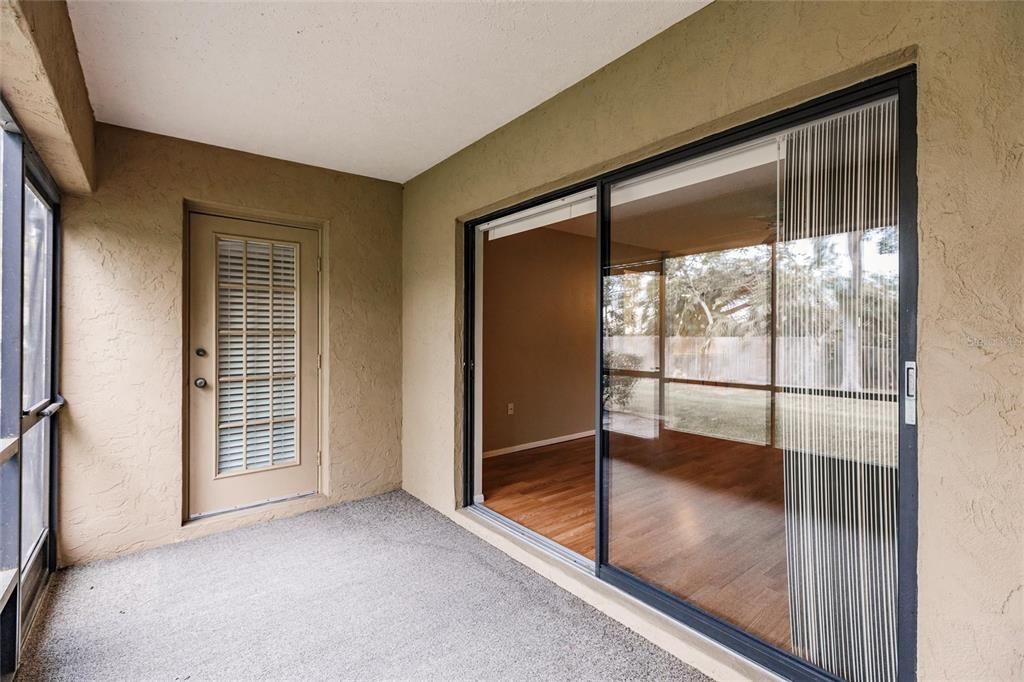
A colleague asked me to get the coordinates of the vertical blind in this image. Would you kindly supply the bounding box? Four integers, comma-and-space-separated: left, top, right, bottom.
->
777, 96, 900, 681
216, 238, 298, 474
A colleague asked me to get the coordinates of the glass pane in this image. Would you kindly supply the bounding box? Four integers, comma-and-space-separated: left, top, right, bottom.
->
21, 420, 49, 562
271, 421, 296, 465
22, 183, 53, 409
665, 383, 769, 444
216, 237, 300, 475
665, 246, 770, 384
603, 98, 901, 680
603, 270, 659, 372
605, 137, 789, 649
775, 391, 897, 463
776, 99, 900, 681
604, 376, 658, 438
0, 139, 15, 581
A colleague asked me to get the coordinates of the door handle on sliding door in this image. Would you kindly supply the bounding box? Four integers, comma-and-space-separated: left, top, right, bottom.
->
39, 395, 65, 418
904, 361, 917, 426
20, 395, 65, 431
22, 398, 50, 418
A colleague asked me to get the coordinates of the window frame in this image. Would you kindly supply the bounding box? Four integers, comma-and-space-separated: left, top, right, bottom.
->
0, 97, 64, 676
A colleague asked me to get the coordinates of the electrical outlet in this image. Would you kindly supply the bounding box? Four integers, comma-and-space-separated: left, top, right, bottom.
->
507, 402, 514, 416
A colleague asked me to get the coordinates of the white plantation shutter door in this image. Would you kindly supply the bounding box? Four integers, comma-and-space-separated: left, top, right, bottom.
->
216, 237, 298, 474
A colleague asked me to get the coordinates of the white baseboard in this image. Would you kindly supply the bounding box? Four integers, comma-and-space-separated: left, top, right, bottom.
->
483, 430, 595, 458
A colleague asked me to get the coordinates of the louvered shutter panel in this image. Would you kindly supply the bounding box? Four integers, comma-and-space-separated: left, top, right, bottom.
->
216, 237, 299, 474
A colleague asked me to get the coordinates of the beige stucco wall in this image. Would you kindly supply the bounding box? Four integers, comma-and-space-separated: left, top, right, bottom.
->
61, 124, 403, 564
0, 0, 95, 194
401, 2, 1024, 679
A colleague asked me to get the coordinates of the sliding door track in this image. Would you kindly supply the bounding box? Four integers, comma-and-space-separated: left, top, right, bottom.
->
467, 504, 595, 573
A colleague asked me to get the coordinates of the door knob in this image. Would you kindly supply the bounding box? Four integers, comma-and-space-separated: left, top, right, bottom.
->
194, 377, 208, 389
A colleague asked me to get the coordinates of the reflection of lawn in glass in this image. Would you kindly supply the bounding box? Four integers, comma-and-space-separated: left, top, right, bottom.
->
605, 377, 659, 438
606, 379, 898, 465
776, 393, 898, 466
666, 383, 768, 444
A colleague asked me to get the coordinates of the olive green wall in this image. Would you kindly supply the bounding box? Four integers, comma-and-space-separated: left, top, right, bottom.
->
400, 2, 1024, 679
61, 124, 403, 564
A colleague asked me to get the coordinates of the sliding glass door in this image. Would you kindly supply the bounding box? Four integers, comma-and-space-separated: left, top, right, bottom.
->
600, 95, 907, 680
604, 136, 788, 646
464, 70, 916, 682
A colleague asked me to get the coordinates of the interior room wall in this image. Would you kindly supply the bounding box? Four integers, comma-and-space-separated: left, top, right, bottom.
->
482, 227, 595, 453
401, 2, 1024, 679
60, 124, 403, 564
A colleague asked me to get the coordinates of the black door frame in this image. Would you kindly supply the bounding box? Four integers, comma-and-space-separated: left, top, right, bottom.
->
461, 66, 918, 682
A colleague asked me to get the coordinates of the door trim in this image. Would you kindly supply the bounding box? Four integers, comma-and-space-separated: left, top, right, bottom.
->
187, 489, 318, 521
181, 203, 326, 525
460, 66, 918, 682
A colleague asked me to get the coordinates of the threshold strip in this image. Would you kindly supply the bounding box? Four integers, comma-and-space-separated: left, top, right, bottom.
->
466, 503, 595, 573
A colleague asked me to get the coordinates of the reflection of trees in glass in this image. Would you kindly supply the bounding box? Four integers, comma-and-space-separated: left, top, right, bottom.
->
601, 225, 899, 422
603, 351, 642, 409
603, 271, 658, 340
603, 271, 658, 410
777, 226, 898, 392
665, 245, 770, 381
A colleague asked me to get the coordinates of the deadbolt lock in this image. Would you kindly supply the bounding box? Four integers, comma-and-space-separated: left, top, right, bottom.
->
194, 377, 208, 389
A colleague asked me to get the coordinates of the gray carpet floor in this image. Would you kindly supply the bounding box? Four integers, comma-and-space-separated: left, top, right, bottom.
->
18, 491, 711, 681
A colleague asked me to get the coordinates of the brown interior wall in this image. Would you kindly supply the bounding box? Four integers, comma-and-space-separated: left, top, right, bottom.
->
60, 124, 403, 565
482, 227, 595, 452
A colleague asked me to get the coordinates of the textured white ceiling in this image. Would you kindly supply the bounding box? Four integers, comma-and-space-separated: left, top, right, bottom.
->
67, 0, 709, 182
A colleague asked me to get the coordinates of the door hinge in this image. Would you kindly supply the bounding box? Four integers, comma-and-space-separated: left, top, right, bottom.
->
317, 257, 322, 273
317, 353, 322, 369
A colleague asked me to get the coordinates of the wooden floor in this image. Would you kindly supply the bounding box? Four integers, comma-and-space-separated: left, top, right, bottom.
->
483, 437, 597, 558
482, 429, 791, 650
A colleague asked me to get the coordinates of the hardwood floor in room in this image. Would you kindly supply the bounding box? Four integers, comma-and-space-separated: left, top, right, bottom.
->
482, 429, 791, 651
483, 437, 597, 558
